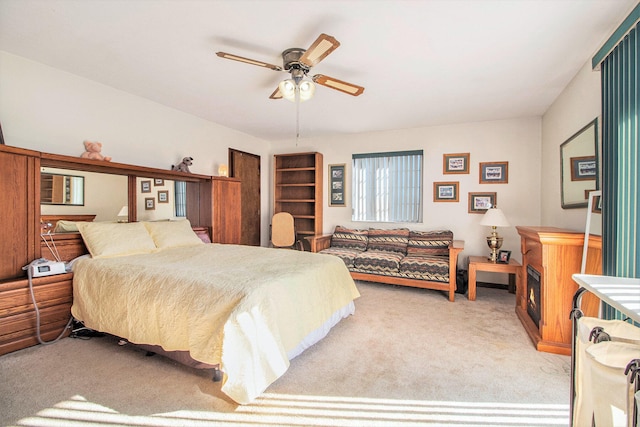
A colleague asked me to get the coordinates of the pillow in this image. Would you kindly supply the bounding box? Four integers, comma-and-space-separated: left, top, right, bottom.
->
407, 230, 453, 257
54, 220, 80, 233
143, 219, 204, 249
77, 222, 157, 258
330, 226, 369, 251
367, 228, 410, 254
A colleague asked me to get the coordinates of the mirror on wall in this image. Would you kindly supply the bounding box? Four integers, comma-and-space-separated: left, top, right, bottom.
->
40, 167, 128, 222
135, 177, 181, 221
40, 173, 85, 205
561, 118, 599, 209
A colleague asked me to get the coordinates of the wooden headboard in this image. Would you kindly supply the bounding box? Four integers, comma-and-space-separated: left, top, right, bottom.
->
40, 225, 212, 262
1, 144, 215, 280
41, 214, 96, 232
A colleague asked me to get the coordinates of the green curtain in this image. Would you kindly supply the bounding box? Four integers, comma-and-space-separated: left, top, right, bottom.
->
600, 20, 640, 320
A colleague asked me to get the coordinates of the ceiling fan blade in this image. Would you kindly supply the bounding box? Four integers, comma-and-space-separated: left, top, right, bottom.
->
216, 51, 282, 71
313, 74, 364, 96
269, 86, 283, 100
299, 34, 340, 67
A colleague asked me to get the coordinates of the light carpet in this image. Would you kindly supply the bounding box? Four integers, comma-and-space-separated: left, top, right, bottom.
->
0, 281, 571, 426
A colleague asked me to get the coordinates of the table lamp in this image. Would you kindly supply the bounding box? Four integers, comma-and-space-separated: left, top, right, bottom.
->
480, 206, 510, 263
117, 205, 128, 223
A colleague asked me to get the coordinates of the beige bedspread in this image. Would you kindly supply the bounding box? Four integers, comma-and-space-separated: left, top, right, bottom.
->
71, 244, 359, 404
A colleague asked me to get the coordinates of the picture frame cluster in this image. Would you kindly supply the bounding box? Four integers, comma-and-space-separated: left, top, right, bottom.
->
140, 178, 169, 210
435, 153, 509, 214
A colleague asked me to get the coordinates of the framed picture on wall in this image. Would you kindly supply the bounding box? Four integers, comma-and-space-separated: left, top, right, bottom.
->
158, 190, 169, 203
443, 153, 469, 174
329, 164, 346, 207
145, 197, 155, 210
479, 162, 508, 184
141, 180, 152, 193
570, 156, 596, 181
433, 181, 459, 202
468, 192, 497, 213
154, 178, 165, 186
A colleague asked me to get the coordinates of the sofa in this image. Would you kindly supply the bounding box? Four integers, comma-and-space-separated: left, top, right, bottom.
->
307, 226, 464, 301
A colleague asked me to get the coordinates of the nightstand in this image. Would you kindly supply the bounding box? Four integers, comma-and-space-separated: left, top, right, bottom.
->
0, 272, 73, 355
467, 256, 521, 301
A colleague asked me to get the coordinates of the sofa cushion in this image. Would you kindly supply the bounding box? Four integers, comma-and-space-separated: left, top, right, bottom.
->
399, 254, 450, 283
330, 226, 369, 251
367, 228, 409, 254
353, 250, 404, 274
319, 247, 360, 268
407, 230, 453, 257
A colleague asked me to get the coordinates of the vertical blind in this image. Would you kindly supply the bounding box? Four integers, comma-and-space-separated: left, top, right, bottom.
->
352, 150, 423, 222
599, 18, 640, 321
174, 181, 187, 217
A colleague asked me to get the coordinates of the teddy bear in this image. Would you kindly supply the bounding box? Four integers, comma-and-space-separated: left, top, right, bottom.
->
171, 157, 193, 173
80, 141, 112, 161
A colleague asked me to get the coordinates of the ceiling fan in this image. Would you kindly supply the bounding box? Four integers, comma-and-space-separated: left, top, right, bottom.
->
216, 33, 365, 101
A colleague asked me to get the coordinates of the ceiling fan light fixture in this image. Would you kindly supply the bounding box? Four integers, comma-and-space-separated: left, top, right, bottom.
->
278, 78, 315, 102
279, 79, 297, 102
298, 80, 316, 101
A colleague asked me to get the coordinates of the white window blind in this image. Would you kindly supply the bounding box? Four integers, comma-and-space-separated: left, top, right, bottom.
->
352, 150, 423, 222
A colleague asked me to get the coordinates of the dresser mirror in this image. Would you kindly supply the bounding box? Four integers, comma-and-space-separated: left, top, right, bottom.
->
561, 119, 599, 209
40, 172, 85, 205
40, 167, 127, 223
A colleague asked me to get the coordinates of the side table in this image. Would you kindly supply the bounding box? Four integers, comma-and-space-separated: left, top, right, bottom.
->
467, 255, 522, 301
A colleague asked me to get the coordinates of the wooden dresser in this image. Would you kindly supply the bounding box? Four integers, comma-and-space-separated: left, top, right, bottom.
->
516, 226, 590, 355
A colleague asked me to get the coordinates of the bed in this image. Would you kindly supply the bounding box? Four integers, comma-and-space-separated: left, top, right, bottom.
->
70, 220, 360, 404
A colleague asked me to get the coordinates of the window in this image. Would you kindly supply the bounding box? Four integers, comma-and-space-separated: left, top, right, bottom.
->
352, 150, 423, 222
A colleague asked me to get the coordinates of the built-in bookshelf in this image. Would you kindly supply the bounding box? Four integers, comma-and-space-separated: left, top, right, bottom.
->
273, 152, 323, 241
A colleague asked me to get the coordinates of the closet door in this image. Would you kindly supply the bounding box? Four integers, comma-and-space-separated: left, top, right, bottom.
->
0, 147, 39, 280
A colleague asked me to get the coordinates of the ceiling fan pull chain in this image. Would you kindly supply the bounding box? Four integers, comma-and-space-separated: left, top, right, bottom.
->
296, 88, 300, 145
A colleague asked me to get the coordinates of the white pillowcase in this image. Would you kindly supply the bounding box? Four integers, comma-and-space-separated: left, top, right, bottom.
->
143, 219, 204, 249
77, 222, 157, 258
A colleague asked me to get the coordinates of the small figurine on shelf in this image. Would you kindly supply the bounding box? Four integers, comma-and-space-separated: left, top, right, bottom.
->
80, 140, 112, 161
171, 156, 193, 173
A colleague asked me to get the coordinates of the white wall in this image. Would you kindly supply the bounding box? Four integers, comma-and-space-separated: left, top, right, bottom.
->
2, 48, 600, 263
541, 60, 601, 231
0, 51, 273, 245
273, 117, 543, 269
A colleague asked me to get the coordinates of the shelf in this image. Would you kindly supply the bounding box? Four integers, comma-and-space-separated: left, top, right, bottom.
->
276, 167, 316, 172
274, 152, 323, 239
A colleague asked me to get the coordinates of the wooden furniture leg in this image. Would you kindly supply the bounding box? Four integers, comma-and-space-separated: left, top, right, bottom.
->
468, 262, 477, 301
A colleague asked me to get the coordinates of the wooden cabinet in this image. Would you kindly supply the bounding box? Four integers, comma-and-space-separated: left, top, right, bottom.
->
516, 226, 587, 355
211, 177, 241, 244
0, 273, 73, 356
274, 152, 323, 241
0, 147, 39, 280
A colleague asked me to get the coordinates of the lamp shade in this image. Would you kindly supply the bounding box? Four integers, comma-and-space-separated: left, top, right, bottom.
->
278, 79, 297, 102
278, 78, 316, 102
480, 207, 510, 227
117, 206, 128, 217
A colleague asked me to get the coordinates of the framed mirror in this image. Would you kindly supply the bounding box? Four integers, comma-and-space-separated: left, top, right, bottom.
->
40, 173, 85, 205
561, 118, 599, 209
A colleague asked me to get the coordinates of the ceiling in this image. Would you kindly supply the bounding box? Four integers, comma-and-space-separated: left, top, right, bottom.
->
0, 0, 636, 142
